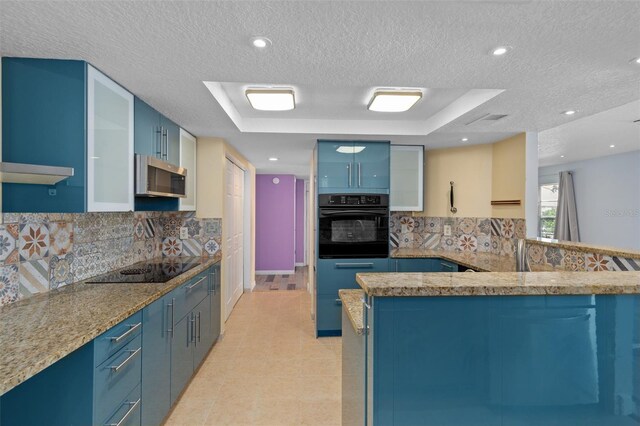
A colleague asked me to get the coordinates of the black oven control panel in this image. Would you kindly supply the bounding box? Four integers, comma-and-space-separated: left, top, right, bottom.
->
319, 194, 389, 207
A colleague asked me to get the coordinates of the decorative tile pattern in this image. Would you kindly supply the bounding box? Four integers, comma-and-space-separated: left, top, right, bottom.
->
133, 219, 145, 241
419, 233, 441, 250
19, 259, 50, 296
563, 250, 586, 271
528, 244, 545, 265
389, 233, 399, 248
609, 256, 640, 271
500, 238, 516, 257
475, 218, 491, 237
159, 216, 182, 238
184, 218, 202, 239
490, 219, 502, 237
514, 219, 526, 239
0, 264, 20, 305
19, 223, 49, 261
457, 218, 476, 235
477, 235, 491, 252
182, 238, 203, 257
0, 224, 20, 264
424, 217, 442, 234
544, 246, 563, 268
501, 219, 515, 238
49, 221, 73, 256
399, 216, 415, 233
457, 234, 477, 252
49, 254, 75, 289
203, 238, 220, 256
162, 237, 183, 257
398, 233, 414, 248
441, 236, 456, 252
586, 254, 612, 272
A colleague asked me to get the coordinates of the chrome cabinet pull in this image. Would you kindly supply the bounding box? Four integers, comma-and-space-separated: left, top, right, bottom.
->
335, 262, 374, 269
167, 298, 175, 337
358, 162, 362, 187
105, 398, 140, 426
361, 298, 371, 310
155, 127, 162, 157
209, 273, 215, 295
347, 163, 352, 187
109, 322, 141, 343
189, 314, 196, 345
163, 128, 168, 159
109, 347, 141, 372
197, 312, 201, 342
187, 276, 206, 291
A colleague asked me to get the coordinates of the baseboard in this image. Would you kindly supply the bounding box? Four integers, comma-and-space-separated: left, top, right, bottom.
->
295, 262, 306, 267
255, 270, 295, 275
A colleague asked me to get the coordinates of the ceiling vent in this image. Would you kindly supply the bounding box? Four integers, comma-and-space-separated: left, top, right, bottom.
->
466, 113, 509, 125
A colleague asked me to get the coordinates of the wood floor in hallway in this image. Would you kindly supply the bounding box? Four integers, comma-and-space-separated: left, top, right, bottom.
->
165, 291, 341, 426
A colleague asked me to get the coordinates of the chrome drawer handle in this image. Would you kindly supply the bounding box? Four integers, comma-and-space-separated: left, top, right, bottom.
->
109, 347, 141, 372
335, 263, 374, 269
167, 298, 175, 337
187, 276, 206, 291
109, 322, 141, 343
335, 299, 342, 305
361, 298, 371, 310
105, 398, 140, 426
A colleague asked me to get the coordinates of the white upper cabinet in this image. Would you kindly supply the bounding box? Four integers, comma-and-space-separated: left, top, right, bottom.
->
390, 145, 424, 211
86, 65, 134, 212
179, 129, 197, 211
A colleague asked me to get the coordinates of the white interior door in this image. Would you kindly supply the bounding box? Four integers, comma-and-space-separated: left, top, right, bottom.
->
225, 159, 244, 319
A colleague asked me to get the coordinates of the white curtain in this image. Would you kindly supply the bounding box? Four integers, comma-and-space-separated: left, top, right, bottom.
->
554, 171, 580, 241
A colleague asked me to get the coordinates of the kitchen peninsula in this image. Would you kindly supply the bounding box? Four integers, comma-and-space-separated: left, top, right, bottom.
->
341, 246, 640, 426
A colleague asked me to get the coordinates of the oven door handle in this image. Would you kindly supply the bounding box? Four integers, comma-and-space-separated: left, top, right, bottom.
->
320, 210, 388, 216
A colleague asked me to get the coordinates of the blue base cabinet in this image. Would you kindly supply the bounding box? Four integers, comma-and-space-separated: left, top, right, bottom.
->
0, 262, 221, 426
364, 294, 640, 426
317, 140, 390, 194
316, 258, 389, 336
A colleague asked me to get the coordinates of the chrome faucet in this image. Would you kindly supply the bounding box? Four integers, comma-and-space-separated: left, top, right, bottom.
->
516, 239, 531, 272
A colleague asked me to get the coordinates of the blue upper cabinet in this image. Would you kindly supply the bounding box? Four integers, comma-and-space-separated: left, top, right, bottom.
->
2, 58, 134, 213
317, 140, 389, 194
134, 97, 180, 165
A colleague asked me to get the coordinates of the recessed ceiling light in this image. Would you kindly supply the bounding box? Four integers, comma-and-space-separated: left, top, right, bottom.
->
491, 46, 510, 56
251, 37, 271, 49
336, 146, 366, 154
560, 155, 565, 158
461, 138, 469, 142
368, 91, 422, 112
629, 57, 640, 65
609, 144, 615, 148
268, 157, 278, 161
563, 110, 576, 116
245, 89, 295, 111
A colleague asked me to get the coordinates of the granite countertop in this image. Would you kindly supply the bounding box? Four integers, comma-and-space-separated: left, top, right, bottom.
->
357, 270, 640, 297
391, 248, 518, 272
0, 257, 219, 397
339, 289, 365, 335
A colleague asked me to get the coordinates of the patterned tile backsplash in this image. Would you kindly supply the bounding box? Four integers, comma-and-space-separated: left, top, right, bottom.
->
390, 213, 526, 256
0, 211, 222, 307
526, 242, 640, 272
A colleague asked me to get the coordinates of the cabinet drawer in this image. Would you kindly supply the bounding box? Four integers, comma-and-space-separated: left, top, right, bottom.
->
317, 258, 389, 295
317, 294, 345, 333
173, 272, 209, 322
101, 383, 141, 426
95, 334, 142, 423
94, 311, 142, 367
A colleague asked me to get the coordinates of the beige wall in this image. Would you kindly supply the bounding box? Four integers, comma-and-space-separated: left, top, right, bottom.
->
491, 133, 526, 218
196, 137, 256, 329
417, 133, 526, 218
421, 144, 494, 217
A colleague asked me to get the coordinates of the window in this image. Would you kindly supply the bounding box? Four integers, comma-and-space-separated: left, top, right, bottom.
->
539, 183, 559, 238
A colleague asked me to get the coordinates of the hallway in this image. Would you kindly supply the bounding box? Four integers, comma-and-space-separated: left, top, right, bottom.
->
254, 267, 308, 292
165, 291, 342, 425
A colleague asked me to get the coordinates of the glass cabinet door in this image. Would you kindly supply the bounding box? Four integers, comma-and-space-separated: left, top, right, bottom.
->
179, 129, 197, 211
390, 145, 423, 211
87, 65, 134, 212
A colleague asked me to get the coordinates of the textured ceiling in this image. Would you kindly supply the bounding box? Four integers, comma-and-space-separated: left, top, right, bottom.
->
539, 100, 640, 167
1, 1, 639, 177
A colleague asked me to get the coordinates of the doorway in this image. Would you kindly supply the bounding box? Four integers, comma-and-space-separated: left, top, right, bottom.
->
224, 158, 245, 320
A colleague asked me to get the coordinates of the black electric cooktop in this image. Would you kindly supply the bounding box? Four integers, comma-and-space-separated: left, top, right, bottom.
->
85, 258, 202, 284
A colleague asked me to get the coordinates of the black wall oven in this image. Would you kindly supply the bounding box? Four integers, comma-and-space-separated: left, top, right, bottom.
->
318, 194, 389, 259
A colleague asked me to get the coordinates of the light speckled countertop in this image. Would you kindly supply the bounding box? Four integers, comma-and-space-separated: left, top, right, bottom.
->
0, 257, 219, 396
339, 289, 365, 335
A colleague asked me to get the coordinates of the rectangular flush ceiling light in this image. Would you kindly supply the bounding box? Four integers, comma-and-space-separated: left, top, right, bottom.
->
245, 89, 295, 111
368, 91, 422, 112
336, 146, 366, 154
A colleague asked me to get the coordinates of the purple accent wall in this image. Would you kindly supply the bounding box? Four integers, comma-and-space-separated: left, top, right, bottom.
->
295, 179, 305, 264
256, 174, 296, 272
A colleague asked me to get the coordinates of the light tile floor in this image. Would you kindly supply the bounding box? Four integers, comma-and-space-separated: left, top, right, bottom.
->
165, 291, 341, 426
254, 267, 308, 292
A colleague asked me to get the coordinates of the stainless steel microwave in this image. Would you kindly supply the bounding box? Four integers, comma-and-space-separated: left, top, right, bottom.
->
135, 155, 187, 198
